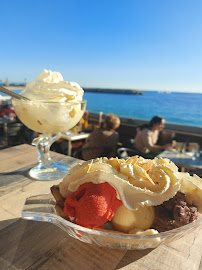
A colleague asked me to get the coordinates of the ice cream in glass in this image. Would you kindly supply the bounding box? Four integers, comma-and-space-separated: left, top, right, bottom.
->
12, 69, 86, 181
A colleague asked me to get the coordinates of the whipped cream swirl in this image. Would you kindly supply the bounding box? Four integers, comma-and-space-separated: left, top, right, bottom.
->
59, 156, 182, 210
21, 69, 84, 102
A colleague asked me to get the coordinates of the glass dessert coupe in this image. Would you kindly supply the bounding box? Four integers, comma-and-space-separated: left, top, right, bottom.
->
12, 98, 87, 181
22, 193, 202, 250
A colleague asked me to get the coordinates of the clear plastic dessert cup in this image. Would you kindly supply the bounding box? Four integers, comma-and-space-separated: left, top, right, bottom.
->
12, 99, 87, 181
22, 193, 202, 250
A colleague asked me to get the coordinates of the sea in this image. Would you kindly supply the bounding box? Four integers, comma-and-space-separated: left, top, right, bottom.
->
83, 91, 202, 128
1, 89, 202, 128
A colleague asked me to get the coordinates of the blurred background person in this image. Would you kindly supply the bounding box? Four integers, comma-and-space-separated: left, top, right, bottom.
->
0, 102, 16, 119
82, 113, 120, 160
133, 115, 174, 158
75, 110, 90, 133
81, 110, 89, 130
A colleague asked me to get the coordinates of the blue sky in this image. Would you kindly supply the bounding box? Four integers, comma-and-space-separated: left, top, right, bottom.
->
1, 0, 202, 93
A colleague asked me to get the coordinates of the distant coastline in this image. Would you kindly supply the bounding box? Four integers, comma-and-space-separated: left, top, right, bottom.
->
5, 85, 143, 95
83, 88, 143, 95
4, 85, 24, 91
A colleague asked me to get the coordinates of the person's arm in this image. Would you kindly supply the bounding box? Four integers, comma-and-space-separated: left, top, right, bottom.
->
149, 143, 171, 152
141, 129, 173, 153
109, 133, 119, 157
102, 132, 119, 158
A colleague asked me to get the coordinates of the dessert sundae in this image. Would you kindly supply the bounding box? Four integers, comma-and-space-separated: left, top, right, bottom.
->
12, 69, 85, 134
51, 156, 201, 235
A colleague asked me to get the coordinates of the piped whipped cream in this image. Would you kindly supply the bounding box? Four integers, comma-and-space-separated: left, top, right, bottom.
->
21, 69, 84, 102
59, 156, 182, 210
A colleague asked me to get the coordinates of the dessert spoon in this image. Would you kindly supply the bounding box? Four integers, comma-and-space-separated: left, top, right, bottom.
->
0, 86, 30, 101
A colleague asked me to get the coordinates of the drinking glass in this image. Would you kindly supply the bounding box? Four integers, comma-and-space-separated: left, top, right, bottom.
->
12, 99, 87, 181
188, 142, 200, 159
175, 142, 186, 154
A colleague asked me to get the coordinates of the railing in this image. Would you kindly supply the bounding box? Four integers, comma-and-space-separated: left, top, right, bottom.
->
88, 112, 202, 147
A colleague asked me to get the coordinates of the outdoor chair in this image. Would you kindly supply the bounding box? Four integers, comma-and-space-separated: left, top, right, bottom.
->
117, 147, 148, 159
0, 124, 6, 148
116, 147, 138, 159
2, 122, 25, 147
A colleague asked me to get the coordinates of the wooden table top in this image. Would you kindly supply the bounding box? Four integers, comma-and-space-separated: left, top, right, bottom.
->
0, 144, 202, 270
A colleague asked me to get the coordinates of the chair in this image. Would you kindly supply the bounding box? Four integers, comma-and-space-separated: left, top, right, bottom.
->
117, 147, 149, 159
0, 124, 6, 148
116, 147, 138, 159
3, 122, 25, 147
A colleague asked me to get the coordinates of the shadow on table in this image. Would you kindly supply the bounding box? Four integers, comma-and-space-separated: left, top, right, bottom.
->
0, 168, 33, 196
0, 219, 154, 270
0, 167, 31, 177
0, 217, 19, 231
115, 248, 154, 269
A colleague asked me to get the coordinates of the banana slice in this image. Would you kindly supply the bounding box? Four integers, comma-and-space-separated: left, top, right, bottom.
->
180, 172, 202, 212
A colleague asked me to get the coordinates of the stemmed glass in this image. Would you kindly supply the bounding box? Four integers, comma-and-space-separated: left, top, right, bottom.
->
12, 98, 87, 181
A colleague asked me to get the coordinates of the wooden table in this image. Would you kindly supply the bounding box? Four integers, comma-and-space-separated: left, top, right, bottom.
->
61, 131, 89, 156
0, 144, 202, 270
158, 149, 202, 171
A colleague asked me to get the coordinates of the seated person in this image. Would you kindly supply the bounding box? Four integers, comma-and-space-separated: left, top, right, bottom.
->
82, 113, 120, 160
133, 115, 173, 158
76, 110, 91, 133
0, 103, 16, 119
81, 111, 89, 130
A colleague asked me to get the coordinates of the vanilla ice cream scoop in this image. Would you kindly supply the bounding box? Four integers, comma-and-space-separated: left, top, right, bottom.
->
111, 205, 155, 233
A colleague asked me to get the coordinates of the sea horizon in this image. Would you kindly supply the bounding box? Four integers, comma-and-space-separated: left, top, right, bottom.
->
83, 90, 202, 128
1, 88, 202, 128
1, 84, 202, 94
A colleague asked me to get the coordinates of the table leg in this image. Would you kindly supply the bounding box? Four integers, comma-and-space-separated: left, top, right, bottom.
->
68, 140, 72, 156
4, 123, 8, 146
